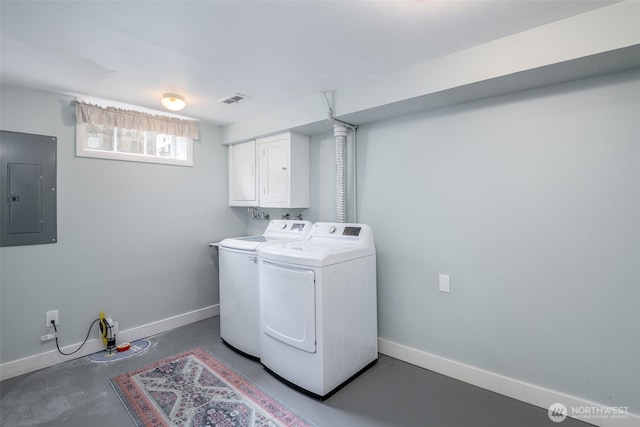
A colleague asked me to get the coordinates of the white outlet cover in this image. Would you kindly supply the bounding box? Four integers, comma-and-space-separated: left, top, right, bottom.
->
45, 310, 59, 327
439, 274, 450, 293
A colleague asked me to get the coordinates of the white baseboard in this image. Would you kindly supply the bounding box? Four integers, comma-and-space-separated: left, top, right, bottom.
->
378, 338, 639, 427
0, 304, 219, 381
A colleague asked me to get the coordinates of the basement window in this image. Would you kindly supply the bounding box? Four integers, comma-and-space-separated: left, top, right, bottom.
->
73, 101, 198, 167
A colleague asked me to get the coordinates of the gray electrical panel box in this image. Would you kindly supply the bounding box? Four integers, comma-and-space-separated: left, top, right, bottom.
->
0, 130, 57, 247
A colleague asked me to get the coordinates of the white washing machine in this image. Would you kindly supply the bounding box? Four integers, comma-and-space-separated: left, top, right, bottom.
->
258, 222, 378, 399
219, 220, 312, 359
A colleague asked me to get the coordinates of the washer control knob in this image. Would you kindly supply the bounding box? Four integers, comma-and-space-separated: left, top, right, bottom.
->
328, 226, 337, 234
281, 223, 287, 229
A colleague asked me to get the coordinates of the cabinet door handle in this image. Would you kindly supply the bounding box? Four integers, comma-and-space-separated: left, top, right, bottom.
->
282, 167, 287, 171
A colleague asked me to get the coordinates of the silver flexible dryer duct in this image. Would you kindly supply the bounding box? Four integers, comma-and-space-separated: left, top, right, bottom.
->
334, 124, 348, 223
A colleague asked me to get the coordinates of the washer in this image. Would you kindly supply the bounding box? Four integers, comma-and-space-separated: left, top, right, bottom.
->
219, 219, 312, 359
258, 222, 378, 399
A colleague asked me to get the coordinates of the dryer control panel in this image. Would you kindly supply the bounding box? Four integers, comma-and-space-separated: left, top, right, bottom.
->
342, 226, 361, 236
309, 223, 374, 248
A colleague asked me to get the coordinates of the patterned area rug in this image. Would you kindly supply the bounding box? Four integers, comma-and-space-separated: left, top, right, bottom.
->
109, 347, 315, 427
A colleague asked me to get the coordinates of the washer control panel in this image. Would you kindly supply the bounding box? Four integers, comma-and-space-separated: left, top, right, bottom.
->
264, 220, 313, 237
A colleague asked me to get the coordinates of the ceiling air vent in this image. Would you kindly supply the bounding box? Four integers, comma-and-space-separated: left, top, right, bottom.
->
218, 93, 248, 104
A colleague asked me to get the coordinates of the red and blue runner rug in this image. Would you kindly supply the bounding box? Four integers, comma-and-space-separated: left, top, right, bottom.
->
109, 346, 315, 427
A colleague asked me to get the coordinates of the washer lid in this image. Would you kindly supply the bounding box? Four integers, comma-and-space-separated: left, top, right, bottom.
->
219, 220, 313, 251
219, 235, 268, 251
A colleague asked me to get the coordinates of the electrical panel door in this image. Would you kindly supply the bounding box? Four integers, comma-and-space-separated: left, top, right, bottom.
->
0, 130, 57, 247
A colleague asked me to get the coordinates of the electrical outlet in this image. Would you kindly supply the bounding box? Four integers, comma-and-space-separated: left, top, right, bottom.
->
46, 310, 59, 327
41, 332, 56, 341
439, 274, 450, 293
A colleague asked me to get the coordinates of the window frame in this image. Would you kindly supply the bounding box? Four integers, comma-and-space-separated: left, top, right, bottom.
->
75, 122, 194, 167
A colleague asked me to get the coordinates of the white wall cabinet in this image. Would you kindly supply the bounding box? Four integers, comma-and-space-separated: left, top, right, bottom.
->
228, 132, 309, 208
258, 132, 309, 208
228, 139, 257, 206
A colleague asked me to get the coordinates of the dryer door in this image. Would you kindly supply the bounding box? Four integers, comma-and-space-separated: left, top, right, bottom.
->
260, 261, 316, 353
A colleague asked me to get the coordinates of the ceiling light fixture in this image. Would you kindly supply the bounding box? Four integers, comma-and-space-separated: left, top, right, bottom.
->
161, 93, 186, 111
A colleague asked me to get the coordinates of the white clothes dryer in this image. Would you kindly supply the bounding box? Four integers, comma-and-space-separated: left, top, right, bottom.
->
218, 220, 312, 359
258, 222, 378, 399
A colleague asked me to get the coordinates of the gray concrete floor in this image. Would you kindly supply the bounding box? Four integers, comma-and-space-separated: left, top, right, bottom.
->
1, 316, 591, 427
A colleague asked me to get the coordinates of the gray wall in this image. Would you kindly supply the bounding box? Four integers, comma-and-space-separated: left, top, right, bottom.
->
310, 70, 640, 412
3, 67, 637, 413
0, 85, 246, 363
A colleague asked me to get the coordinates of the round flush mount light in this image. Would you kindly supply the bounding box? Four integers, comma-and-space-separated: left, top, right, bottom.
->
161, 93, 186, 111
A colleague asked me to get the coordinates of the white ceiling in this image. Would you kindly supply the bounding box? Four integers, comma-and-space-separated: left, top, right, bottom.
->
0, 0, 616, 126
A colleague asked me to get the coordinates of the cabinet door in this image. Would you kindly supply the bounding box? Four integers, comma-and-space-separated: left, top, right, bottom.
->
228, 140, 257, 206
259, 138, 289, 206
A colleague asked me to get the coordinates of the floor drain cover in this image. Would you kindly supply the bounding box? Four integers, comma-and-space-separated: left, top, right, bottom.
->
87, 339, 150, 362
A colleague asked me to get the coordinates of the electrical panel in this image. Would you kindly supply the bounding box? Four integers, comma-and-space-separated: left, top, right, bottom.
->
0, 130, 57, 247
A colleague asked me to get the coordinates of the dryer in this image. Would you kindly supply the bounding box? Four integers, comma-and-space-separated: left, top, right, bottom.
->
258, 222, 377, 399
218, 220, 312, 359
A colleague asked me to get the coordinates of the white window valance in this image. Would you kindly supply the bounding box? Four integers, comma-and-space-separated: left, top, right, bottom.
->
72, 101, 199, 140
